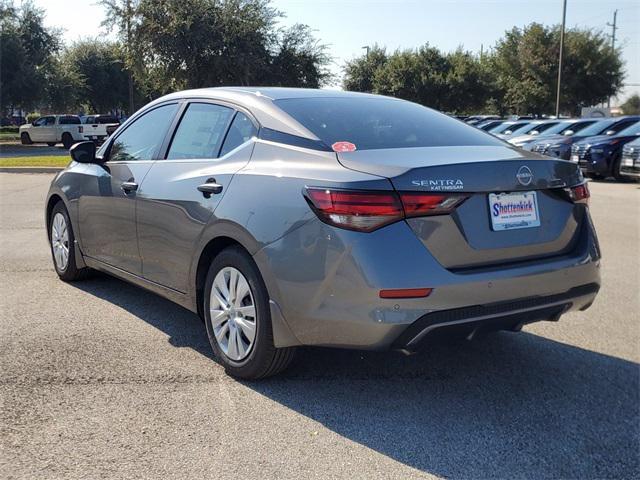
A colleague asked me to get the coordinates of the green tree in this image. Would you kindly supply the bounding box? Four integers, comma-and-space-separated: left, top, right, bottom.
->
620, 94, 640, 115
63, 40, 130, 113
343, 45, 388, 92
0, 0, 60, 114
491, 23, 624, 115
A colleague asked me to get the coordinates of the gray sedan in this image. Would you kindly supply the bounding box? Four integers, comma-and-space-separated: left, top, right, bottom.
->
45, 88, 601, 379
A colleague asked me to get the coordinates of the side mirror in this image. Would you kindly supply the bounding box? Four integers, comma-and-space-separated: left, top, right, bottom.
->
504, 130, 512, 135
70, 141, 97, 164
563, 130, 574, 136
605, 130, 616, 135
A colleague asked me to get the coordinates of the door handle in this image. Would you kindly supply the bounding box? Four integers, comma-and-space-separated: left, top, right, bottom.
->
197, 178, 223, 198
121, 181, 138, 193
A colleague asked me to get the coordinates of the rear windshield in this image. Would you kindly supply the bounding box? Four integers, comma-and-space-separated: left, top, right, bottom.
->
274, 97, 502, 150
96, 116, 119, 124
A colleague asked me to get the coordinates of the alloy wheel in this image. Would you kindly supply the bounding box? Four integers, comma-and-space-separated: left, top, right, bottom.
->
51, 212, 69, 271
210, 267, 257, 361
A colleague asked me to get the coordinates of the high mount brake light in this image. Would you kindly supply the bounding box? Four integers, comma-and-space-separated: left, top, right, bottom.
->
304, 188, 468, 232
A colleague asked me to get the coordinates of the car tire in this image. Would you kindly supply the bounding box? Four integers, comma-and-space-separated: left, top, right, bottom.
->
612, 155, 628, 182
20, 132, 32, 145
203, 246, 296, 379
62, 133, 74, 150
47, 142, 57, 147
49, 202, 90, 282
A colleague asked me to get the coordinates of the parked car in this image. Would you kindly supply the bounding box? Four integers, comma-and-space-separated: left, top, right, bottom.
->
19, 114, 113, 149
510, 119, 598, 148
82, 114, 120, 143
20, 115, 84, 148
495, 120, 557, 140
619, 138, 640, 180
475, 119, 506, 131
570, 120, 640, 180
465, 115, 500, 125
529, 116, 640, 160
488, 120, 532, 136
45, 88, 600, 379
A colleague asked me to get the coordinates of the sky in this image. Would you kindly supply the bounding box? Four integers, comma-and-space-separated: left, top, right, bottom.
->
32, 0, 639, 102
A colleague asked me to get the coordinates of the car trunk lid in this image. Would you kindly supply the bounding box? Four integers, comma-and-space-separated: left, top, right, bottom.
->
336, 146, 585, 270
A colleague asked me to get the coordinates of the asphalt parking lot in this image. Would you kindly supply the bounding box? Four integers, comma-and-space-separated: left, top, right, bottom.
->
0, 173, 638, 479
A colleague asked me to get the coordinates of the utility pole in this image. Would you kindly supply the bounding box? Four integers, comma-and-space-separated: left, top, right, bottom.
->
607, 10, 618, 108
555, 0, 567, 118
362, 45, 370, 58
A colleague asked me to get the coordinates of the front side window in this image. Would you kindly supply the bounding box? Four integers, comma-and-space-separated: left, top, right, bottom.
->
33, 117, 47, 126
108, 103, 178, 162
219, 112, 257, 157
167, 103, 233, 159
40, 116, 55, 126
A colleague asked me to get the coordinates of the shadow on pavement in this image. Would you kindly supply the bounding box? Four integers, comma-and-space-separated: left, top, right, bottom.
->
72, 273, 640, 479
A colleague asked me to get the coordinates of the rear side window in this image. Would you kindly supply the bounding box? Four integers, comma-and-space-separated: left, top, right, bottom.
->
109, 103, 178, 162
59, 116, 80, 125
219, 112, 257, 157
274, 97, 502, 151
167, 103, 233, 159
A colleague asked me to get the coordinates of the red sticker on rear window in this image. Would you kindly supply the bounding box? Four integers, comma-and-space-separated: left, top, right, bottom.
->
332, 141, 357, 152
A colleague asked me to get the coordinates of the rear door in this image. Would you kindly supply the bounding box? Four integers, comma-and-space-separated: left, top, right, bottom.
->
137, 101, 258, 292
78, 102, 179, 274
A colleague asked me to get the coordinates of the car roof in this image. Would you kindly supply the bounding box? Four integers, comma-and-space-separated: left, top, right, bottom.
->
140, 87, 401, 140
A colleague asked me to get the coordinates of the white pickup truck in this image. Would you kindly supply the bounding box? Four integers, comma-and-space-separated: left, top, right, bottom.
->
19, 114, 118, 149
81, 115, 121, 143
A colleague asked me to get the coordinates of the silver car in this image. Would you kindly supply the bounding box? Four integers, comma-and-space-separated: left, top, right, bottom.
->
45, 88, 601, 379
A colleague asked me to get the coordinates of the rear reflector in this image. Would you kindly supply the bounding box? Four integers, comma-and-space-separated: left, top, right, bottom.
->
305, 187, 468, 232
379, 288, 433, 299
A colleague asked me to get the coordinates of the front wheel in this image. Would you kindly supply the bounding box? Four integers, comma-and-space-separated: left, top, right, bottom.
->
612, 155, 628, 182
20, 132, 32, 145
49, 202, 90, 281
203, 246, 296, 379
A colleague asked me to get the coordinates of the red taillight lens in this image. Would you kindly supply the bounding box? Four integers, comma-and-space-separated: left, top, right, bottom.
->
304, 188, 404, 232
400, 192, 468, 217
305, 188, 468, 232
567, 182, 590, 205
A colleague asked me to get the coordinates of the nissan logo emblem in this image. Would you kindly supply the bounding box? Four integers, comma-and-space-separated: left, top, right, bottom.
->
516, 166, 533, 186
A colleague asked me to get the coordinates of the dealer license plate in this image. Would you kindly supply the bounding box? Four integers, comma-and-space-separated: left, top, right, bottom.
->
489, 191, 540, 231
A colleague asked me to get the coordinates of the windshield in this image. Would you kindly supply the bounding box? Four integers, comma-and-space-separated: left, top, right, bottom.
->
522, 122, 559, 135
530, 121, 575, 136
274, 97, 503, 150
574, 119, 617, 136
615, 121, 640, 137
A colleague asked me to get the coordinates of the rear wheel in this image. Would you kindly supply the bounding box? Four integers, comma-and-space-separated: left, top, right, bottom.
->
62, 133, 74, 149
49, 202, 89, 281
203, 246, 296, 379
20, 132, 32, 145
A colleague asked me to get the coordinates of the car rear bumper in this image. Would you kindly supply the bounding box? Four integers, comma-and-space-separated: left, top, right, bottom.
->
255, 214, 601, 350
391, 283, 599, 353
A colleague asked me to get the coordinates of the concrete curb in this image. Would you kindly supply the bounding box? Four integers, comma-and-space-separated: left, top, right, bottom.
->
0, 166, 63, 174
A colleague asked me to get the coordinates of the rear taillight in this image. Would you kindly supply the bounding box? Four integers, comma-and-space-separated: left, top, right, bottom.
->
400, 192, 467, 218
567, 182, 590, 205
304, 188, 468, 232
304, 188, 403, 232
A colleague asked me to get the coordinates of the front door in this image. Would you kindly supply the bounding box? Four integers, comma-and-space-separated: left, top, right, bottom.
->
137, 103, 258, 292
77, 103, 179, 275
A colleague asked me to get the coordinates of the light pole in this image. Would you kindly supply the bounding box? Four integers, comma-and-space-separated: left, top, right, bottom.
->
362, 46, 370, 58
555, 0, 567, 118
